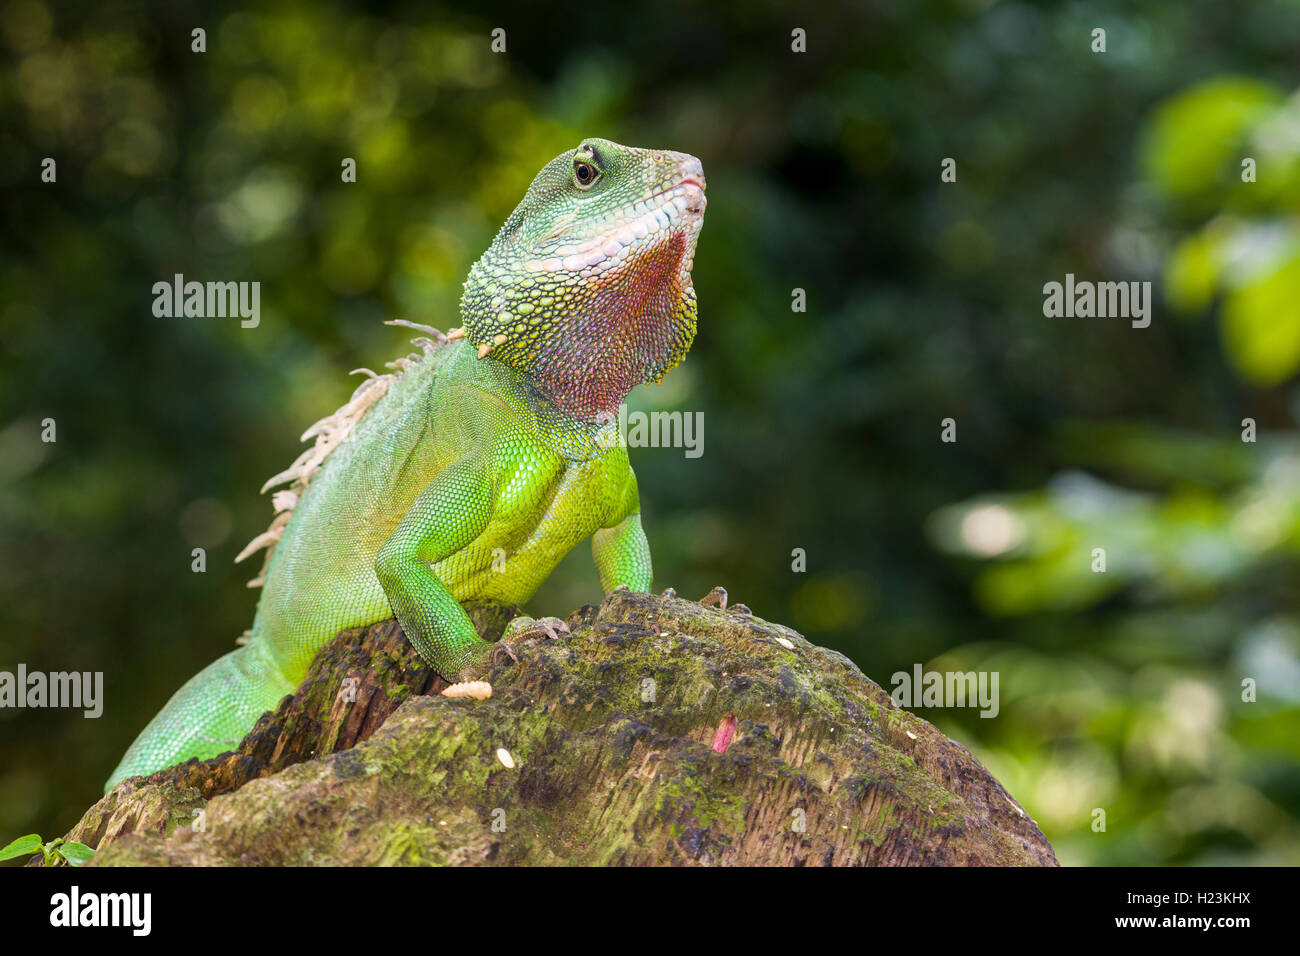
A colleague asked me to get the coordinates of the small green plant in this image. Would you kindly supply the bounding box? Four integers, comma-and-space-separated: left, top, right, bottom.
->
0, 833, 95, 867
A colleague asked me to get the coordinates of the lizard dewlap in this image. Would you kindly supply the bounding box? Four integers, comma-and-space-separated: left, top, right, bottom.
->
105, 139, 706, 791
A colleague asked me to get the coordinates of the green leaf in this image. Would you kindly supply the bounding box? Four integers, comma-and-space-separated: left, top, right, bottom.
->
56, 842, 95, 866
1140, 77, 1282, 202
0, 834, 43, 861
1222, 253, 1300, 386
1164, 232, 1220, 314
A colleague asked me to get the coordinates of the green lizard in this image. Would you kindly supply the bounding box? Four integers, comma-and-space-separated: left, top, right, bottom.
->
105, 138, 711, 791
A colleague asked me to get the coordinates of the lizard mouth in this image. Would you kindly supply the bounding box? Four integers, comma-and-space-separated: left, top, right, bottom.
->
646, 174, 706, 213
677, 179, 706, 217
526, 179, 705, 277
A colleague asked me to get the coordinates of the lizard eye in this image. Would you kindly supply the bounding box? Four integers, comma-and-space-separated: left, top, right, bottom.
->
573, 161, 599, 188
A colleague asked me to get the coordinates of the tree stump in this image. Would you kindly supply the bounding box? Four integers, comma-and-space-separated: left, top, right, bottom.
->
62, 590, 1057, 866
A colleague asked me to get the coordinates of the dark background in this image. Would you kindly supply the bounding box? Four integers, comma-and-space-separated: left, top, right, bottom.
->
2, 0, 1299, 865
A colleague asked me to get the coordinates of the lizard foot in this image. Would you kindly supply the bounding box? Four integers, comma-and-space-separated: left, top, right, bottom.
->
699, 586, 753, 616
457, 615, 571, 681
490, 615, 570, 667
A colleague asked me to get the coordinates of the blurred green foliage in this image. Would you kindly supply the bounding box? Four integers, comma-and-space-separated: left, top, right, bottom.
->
1, 0, 1298, 865
934, 74, 1300, 864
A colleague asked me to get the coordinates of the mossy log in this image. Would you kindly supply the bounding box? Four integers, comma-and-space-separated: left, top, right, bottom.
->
65, 589, 1057, 866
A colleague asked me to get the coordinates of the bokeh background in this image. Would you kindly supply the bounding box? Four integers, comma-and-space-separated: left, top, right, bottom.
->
3, 0, 1299, 865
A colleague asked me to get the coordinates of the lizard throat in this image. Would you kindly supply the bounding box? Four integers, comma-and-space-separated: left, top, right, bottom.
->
524, 230, 696, 422
460, 190, 703, 423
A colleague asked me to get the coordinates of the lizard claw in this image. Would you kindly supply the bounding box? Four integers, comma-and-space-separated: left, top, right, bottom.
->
488, 615, 571, 668
699, 586, 753, 616
489, 641, 520, 667
503, 615, 570, 644
462, 616, 571, 680
699, 586, 728, 611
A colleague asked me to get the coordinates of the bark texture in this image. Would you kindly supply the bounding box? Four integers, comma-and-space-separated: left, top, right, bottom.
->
66, 590, 1057, 866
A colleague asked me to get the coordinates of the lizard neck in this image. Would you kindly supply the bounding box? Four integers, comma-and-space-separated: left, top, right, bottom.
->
452, 342, 616, 462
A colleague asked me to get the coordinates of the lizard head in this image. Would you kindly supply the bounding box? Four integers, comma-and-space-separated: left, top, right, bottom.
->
460, 138, 706, 423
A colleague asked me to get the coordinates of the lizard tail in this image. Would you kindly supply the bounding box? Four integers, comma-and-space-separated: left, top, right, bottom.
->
103, 639, 294, 793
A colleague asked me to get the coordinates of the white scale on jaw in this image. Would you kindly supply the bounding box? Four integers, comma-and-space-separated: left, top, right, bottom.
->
522, 184, 704, 276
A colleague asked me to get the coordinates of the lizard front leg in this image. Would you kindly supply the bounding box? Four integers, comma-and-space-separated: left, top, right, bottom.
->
593, 512, 653, 593
483, 509, 651, 671
374, 456, 497, 680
